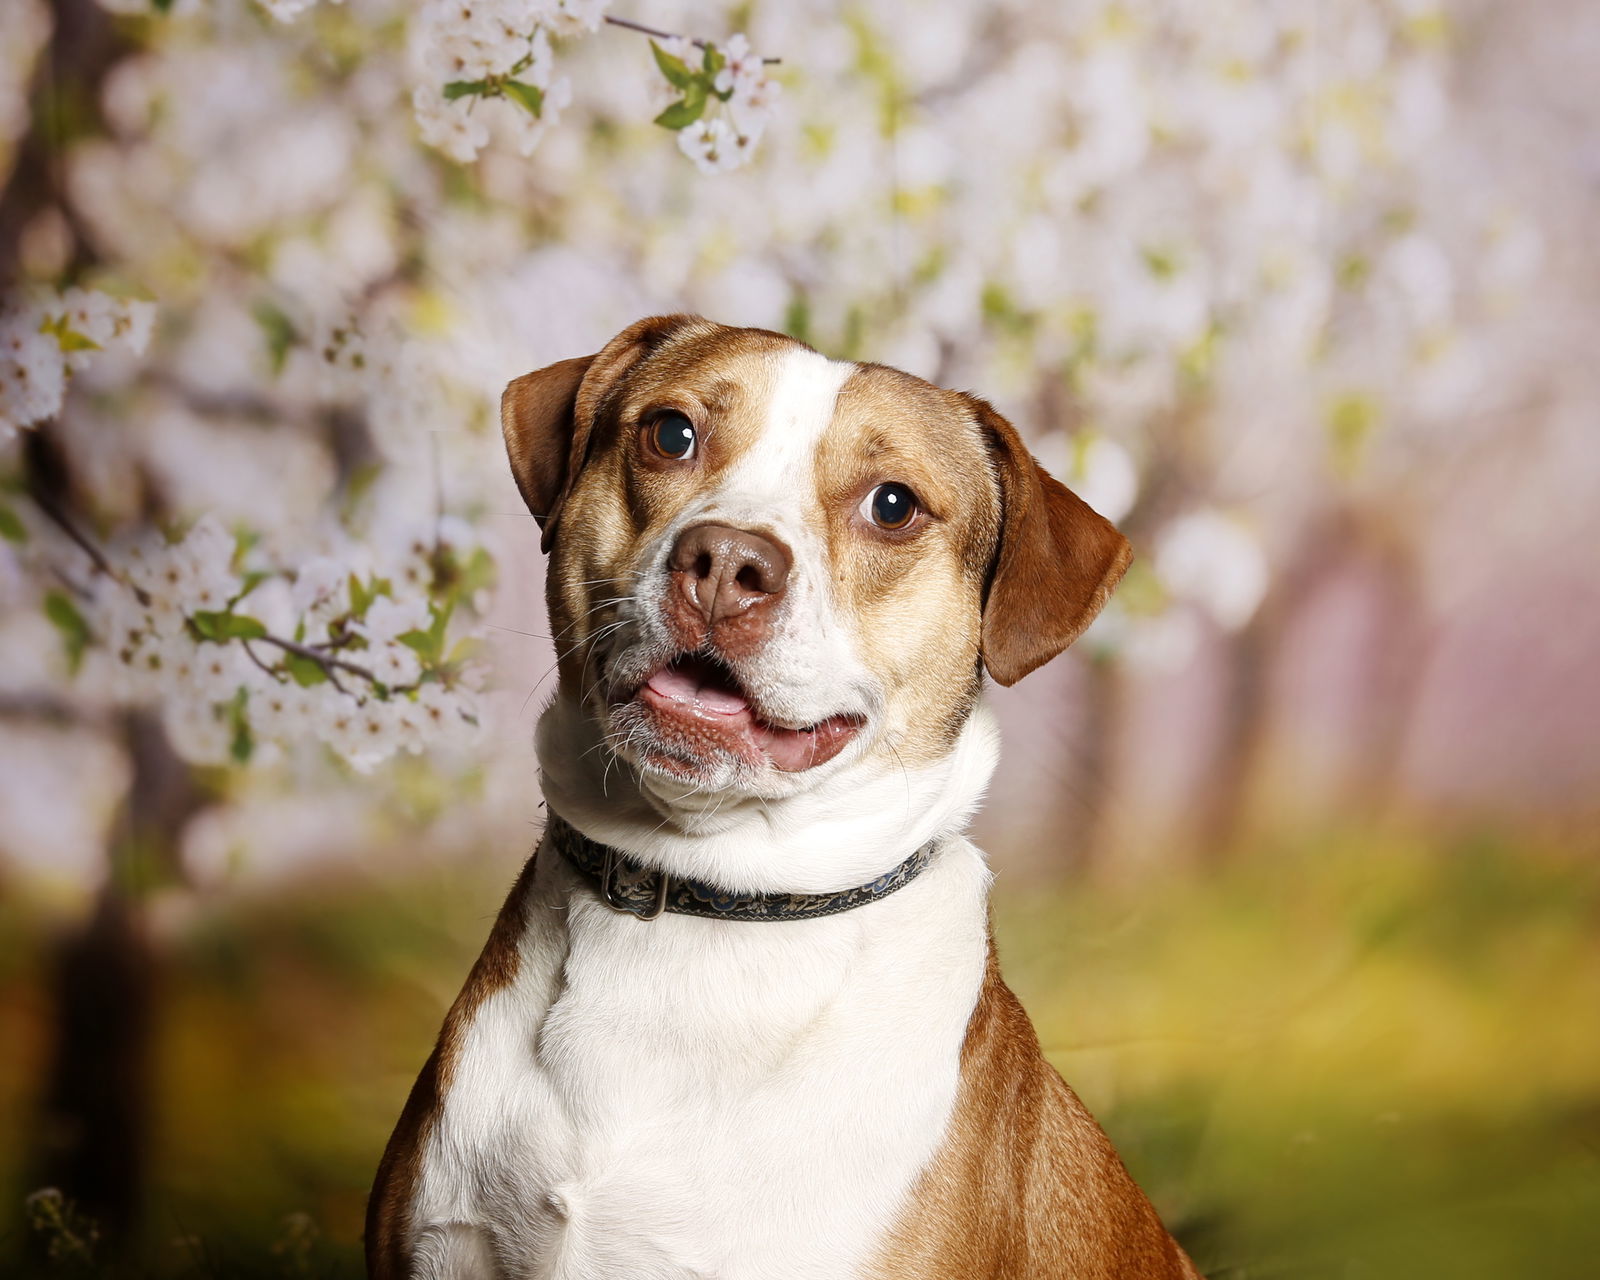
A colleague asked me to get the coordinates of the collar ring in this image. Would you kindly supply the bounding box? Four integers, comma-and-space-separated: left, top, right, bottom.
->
600, 843, 671, 921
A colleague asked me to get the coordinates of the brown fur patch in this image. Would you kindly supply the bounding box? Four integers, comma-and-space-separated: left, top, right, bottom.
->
501, 354, 593, 544
365, 849, 542, 1276
966, 396, 1133, 686
545, 324, 803, 690
816, 364, 1001, 764
865, 939, 1203, 1280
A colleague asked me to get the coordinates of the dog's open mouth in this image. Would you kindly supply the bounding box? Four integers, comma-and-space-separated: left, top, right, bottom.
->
633, 653, 863, 774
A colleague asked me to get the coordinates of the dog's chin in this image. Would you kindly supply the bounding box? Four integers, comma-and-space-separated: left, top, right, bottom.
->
602, 652, 866, 793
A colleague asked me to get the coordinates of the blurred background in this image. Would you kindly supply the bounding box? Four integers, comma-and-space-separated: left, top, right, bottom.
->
2, 0, 1598, 1274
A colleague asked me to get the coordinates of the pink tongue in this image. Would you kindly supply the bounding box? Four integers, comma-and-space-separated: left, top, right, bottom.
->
647, 663, 750, 715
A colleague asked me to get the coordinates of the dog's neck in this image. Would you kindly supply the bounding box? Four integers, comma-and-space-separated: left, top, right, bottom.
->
536, 691, 1002, 896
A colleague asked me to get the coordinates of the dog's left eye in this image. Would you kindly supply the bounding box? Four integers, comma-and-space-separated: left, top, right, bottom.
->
861, 482, 920, 531
648, 413, 697, 461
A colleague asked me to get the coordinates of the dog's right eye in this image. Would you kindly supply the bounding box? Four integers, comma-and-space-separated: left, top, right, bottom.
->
647, 413, 697, 461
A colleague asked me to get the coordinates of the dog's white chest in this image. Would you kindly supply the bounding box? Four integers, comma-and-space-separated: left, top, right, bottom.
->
409, 847, 989, 1280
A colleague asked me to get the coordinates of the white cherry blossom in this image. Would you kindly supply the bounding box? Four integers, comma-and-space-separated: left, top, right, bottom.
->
0, 307, 65, 434
1154, 511, 1270, 633
677, 117, 740, 175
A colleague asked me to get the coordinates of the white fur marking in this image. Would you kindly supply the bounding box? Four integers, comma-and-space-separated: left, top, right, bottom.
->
410, 710, 1001, 1279
717, 347, 854, 508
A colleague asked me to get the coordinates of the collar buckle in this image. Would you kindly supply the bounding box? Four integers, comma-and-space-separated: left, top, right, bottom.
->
600, 843, 671, 921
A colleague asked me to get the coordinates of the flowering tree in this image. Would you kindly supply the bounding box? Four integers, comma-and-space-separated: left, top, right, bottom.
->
1, 0, 781, 780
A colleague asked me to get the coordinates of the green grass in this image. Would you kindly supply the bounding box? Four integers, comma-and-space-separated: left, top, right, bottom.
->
4, 828, 1598, 1276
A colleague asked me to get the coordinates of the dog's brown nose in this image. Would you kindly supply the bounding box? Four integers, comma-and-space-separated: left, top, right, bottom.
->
669, 523, 791, 630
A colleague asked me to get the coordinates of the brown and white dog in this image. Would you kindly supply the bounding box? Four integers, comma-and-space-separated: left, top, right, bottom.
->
368, 315, 1202, 1279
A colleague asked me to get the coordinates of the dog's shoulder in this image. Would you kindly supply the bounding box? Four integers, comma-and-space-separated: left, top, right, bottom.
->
865, 941, 1203, 1280
364, 847, 541, 1275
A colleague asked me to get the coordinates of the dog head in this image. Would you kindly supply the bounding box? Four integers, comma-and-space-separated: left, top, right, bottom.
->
503, 315, 1130, 805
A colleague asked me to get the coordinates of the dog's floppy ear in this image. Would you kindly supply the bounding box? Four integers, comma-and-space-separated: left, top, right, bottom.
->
967, 395, 1133, 686
501, 354, 592, 551
501, 314, 709, 552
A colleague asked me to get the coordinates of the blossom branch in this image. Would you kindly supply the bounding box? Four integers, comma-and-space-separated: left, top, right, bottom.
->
240, 639, 286, 683
24, 473, 150, 605
603, 15, 781, 64
253, 632, 376, 685
24, 480, 400, 703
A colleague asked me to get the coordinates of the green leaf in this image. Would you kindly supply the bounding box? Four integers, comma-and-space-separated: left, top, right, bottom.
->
429, 598, 452, 647
503, 80, 544, 118
459, 546, 496, 599
344, 461, 382, 510
443, 79, 488, 101
398, 629, 436, 662
1140, 244, 1181, 280
445, 635, 484, 667
39, 314, 101, 354
284, 652, 329, 687
229, 570, 269, 606
232, 526, 261, 565
654, 82, 709, 130
228, 687, 253, 764
224, 614, 269, 640
346, 573, 391, 620
701, 44, 732, 99
252, 301, 296, 376
190, 610, 268, 642
44, 591, 91, 673
651, 40, 696, 90
1326, 391, 1380, 477
56, 329, 101, 353
0, 503, 25, 544
399, 601, 453, 666
783, 293, 812, 346
152, 0, 174, 12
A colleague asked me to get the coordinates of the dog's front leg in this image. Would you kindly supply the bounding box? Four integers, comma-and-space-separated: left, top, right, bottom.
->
410, 1223, 503, 1280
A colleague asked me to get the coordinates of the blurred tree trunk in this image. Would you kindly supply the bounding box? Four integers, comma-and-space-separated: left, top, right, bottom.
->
34, 863, 155, 1248
1336, 531, 1432, 824
1192, 518, 1346, 861
37, 713, 196, 1246
28, 718, 201, 1257
1052, 397, 1201, 872
1054, 653, 1128, 872
1192, 604, 1276, 860
22, 422, 198, 1252
1192, 509, 1431, 858
0, 0, 119, 282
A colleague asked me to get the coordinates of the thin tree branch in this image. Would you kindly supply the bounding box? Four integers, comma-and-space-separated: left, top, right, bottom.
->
604, 14, 781, 63
239, 639, 283, 683
253, 633, 374, 685
0, 692, 89, 725
25, 476, 149, 605
25, 481, 410, 701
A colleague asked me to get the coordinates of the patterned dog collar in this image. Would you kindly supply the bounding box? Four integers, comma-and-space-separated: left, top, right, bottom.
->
547, 813, 937, 923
